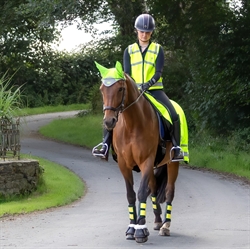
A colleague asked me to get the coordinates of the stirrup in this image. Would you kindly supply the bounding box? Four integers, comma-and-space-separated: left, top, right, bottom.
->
92, 143, 108, 159
170, 146, 184, 162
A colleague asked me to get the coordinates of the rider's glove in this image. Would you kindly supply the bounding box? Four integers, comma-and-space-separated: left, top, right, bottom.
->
140, 79, 155, 92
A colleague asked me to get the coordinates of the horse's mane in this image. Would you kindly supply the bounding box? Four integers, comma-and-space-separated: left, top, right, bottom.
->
124, 73, 140, 93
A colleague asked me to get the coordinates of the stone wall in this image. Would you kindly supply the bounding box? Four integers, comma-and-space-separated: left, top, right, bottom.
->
0, 159, 43, 197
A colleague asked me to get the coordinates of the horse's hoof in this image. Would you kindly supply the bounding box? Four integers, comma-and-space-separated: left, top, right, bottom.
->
159, 227, 170, 236
126, 225, 135, 240
159, 222, 170, 236
154, 222, 162, 230
135, 236, 148, 243
134, 225, 149, 243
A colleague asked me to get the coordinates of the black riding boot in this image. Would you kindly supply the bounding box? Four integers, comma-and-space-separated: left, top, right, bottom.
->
92, 129, 112, 161
171, 115, 184, 161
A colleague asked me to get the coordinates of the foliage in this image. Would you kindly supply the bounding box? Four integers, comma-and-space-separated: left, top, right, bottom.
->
0, 0, 249, 135
0, 73, 23, 118
148, 0, 250, 133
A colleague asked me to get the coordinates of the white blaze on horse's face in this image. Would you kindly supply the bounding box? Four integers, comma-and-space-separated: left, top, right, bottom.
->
100, 80, 126, 131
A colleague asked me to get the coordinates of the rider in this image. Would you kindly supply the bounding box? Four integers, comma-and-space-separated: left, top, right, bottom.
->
92, 13, 184, 161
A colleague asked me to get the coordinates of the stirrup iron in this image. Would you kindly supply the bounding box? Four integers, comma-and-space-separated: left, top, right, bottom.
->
170, 146, 184, 162
92, 143, 108, 158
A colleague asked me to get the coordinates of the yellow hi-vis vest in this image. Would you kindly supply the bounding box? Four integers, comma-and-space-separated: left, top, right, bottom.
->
128, 42, 163, 90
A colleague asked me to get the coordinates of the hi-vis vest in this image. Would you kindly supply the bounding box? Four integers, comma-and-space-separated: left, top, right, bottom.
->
128, 42, 163, 90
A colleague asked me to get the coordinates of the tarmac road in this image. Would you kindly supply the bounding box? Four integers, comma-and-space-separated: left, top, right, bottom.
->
0, 112, 249, 249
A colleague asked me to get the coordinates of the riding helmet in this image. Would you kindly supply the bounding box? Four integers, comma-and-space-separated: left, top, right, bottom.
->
134, 14, 155, 32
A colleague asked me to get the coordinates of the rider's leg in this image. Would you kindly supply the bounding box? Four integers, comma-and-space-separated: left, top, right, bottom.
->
92, 129, 112, 160
148, 90, 183, 161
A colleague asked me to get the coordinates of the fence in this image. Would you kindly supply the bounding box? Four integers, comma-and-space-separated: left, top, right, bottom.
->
0, 117, 20, 160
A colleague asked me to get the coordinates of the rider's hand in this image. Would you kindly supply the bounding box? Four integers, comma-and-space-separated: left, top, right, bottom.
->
140, 79, 155, 92
140, 82, 151, 92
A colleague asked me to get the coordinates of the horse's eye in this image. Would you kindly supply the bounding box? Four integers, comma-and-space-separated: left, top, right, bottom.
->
118, 87, 124, 92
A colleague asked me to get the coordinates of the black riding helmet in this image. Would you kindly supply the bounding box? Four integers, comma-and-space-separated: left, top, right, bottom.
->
134, 14, 155, 32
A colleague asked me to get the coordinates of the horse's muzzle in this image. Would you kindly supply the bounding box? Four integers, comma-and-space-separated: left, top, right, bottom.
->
104, 117, 117, 130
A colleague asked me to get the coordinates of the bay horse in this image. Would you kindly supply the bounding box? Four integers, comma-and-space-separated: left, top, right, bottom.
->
97, 62, 180, 243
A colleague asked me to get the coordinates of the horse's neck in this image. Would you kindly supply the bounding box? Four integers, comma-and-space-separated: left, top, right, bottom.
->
123, 80, 152, 127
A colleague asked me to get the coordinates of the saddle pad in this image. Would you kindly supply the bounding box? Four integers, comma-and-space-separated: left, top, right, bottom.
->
144, 93, 189, 163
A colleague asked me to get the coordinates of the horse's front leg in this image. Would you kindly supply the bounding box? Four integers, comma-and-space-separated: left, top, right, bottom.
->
159, 161, 179, 236
119, 166, 137, 240
134, 165, 155, 243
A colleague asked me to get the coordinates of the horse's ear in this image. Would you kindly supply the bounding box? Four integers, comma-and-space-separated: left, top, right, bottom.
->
124, 73, 129, 80
115, 61, 124, 77
94, 61, 110, 78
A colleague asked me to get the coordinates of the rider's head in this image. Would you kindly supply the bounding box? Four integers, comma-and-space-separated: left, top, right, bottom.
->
134, 14, 155, 32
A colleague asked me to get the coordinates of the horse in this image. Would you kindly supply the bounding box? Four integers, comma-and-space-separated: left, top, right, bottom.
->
98, 63, 180, 243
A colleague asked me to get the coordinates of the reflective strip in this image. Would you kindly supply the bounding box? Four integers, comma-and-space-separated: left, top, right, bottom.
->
170, 100, 190, 163
151, 196, 156, 202
140, 210, 146, 216
166, 213, 171, 219
140, 203, 147, 209
153, 204, 157, 210
167, 205, 172, 211
129, 214, 134, 220
128, 207, 134, 213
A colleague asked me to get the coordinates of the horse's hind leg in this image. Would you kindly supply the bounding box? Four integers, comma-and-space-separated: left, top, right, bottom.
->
151, 195, 163, 230
151, 165, 168, 230
159, 161, 179, 236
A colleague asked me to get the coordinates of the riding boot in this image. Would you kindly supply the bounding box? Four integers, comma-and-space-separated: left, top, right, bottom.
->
92, 129, 112, 161
170, 115, 184, 161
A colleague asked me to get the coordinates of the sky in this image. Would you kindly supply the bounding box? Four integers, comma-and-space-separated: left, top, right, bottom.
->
56, 24, 92, 51
55, 22, 112, 52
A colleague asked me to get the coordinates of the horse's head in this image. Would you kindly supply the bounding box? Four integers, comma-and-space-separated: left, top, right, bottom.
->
95, 61, 141, 130
95, 61, 127, 130
100, 78, 126, 130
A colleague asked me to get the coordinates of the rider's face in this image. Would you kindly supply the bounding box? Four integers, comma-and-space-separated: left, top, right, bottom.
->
137, 30, 152, 42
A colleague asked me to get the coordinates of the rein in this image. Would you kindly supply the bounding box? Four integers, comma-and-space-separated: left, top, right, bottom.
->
103, 80, 145, 115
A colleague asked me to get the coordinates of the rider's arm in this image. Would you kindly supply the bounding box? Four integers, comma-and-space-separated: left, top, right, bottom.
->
123, 47, 131, 75
148, 46, 164, 85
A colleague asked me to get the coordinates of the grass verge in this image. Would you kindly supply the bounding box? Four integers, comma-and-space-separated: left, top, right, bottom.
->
0, 155, 85, 218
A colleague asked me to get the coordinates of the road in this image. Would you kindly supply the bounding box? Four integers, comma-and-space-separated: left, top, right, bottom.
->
0, 112, 249, 249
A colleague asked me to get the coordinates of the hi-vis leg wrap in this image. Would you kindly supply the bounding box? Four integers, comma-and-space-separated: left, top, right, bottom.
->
165, 203, 172, 222
128, 205, 136, 222
139, 202, 147, 217
151, 195, 162, 215
151, 196, 157, 210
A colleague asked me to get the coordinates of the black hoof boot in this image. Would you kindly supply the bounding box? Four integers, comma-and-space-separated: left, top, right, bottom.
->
134, 225, 149, 243
126, 225, 135, 240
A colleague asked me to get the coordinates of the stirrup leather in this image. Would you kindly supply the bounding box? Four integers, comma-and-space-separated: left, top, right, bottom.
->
92, 143, 108, 158
170, 146, 184, 162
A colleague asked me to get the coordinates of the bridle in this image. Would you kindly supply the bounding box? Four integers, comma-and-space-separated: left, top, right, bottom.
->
102, 79, 144, 118
103, 80, 126, 115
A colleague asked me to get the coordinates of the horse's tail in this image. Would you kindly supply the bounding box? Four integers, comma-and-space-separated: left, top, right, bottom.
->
154, 165, 168, 203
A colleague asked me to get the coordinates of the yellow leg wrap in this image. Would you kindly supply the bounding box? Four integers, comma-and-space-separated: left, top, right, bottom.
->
128, 205, 136, 221
140, 202, 146, 217
151, 196, 157, 210
165, 203, 172, 222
